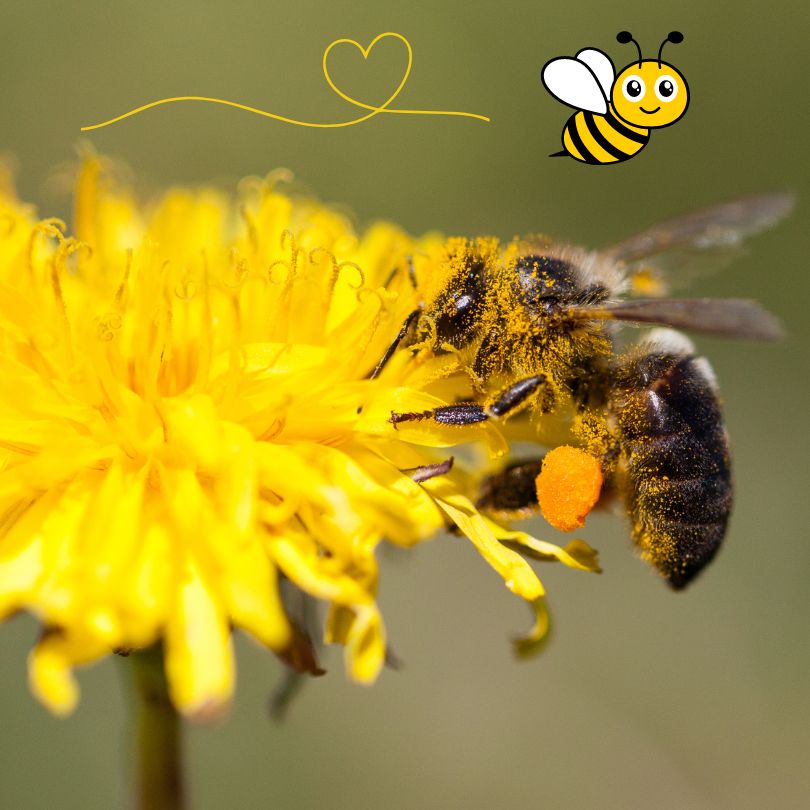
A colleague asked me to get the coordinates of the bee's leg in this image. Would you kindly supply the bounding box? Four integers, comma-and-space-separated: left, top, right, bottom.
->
476, 458, 543, 516
406, 255, 418, 289
368, 306, 422, 380
487, 374, 547, 419
381, 255, 418, 290
401, 456, 455, 482
390, 374, 546, 427
390, 402, 487, 427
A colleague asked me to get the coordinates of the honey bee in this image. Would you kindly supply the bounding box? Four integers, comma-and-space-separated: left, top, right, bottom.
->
381, 194, 791, 588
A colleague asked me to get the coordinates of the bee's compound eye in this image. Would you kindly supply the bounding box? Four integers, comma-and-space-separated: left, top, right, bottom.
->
655, 75, 679, 101
622, 75, 645, 101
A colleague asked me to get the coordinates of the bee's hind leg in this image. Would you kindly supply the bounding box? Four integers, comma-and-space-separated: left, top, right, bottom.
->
476, 458, 543, 517
390, 374, 546, 427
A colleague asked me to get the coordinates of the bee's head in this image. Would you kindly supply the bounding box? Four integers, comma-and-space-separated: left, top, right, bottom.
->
513, 255, 609, 318
611, 31, 689, 129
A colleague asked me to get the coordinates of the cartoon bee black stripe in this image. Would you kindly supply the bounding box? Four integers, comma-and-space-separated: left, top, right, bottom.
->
382, 193, 791, 588
582, 112, 628, 161
543, 31, 689, 164
563, 115, 596, 163
604, 108, 648, 144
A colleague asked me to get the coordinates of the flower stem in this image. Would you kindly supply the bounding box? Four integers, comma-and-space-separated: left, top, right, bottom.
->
131, 646, 186, 810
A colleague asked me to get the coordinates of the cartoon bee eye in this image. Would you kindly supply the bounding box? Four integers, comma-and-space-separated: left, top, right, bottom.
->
621, 75, 645, 101
655, 75, 679, 101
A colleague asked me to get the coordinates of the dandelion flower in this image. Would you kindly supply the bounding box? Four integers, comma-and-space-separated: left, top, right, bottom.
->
0, 156, 599, 721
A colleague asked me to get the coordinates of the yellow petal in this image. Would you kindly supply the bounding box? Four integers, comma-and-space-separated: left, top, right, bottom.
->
344, 605, 386, 684
512, 597, 552, 659
164, 560, 234, 718
427, 486, 544, 602
28, 630, 108, 716
485, 520, 602, 573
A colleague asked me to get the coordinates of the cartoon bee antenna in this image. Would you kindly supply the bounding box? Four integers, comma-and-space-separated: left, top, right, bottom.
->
542, 30, 689, 165
616, 30, 685, 68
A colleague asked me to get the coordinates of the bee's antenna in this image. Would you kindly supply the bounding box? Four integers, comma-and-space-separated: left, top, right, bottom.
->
657, 31, 684, 67
616, 31, 643, 67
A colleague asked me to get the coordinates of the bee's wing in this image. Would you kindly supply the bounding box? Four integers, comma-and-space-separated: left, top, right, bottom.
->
571, 298, 784, 341
598, 192, 795, 297
575, 48, 615, 100
600, 193, 795, 264
541, 57, 609, 114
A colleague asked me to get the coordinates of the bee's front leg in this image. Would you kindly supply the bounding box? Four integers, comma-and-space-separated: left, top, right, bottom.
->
368, 306, 422, 380
389, 374, 546, 428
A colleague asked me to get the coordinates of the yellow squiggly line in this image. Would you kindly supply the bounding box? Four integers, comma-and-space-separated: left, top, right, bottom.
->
80, 32, 490, 132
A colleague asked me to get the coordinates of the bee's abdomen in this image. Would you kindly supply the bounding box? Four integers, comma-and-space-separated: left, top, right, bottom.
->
563, 111, 648, 165
612, 350, 732, 589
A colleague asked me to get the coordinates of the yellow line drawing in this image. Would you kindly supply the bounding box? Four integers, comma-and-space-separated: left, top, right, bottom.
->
80, 32, 490, 132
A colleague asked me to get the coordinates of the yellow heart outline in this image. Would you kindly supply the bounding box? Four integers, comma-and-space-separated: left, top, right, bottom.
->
322, 32, 412, 119
80, 31, 489, 131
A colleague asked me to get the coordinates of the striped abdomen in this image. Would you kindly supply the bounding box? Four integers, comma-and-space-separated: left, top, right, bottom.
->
562, 109, 649, 164
611, 347, 732, 589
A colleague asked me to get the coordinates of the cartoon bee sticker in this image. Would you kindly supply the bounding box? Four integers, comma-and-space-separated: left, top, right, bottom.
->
542, 31, 689, 164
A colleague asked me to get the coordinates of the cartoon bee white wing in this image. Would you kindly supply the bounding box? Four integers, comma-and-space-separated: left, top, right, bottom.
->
574, 48, 615, 99
541, 50, 613, 114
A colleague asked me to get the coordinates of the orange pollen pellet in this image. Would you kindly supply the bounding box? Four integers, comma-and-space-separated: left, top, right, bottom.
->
535, 446, 603, 532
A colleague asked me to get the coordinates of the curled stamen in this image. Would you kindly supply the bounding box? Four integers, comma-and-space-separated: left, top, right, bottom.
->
28, 218, 67, 274
280, 229, 299, 258
33, 218, 67, 241
309, 248, 366, 304
264, 167, 294, 190
222, 247, 249, 289
233, 169, 297, 205
54, 238, 92, 271
239, 205, 259, 254
308, 246, 338, 282
279, 230, 303, 292
337, 260, 364, 290
267, 259, 293, 286
97, 312, 123, 342
355, 286, 385, 309
236, 175, 265, 200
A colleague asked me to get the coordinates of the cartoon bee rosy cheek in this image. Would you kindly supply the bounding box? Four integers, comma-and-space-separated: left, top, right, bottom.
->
542, 31, 689, 164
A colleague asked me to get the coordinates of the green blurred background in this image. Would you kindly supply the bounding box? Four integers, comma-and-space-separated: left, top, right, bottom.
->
1, 1, 808, 807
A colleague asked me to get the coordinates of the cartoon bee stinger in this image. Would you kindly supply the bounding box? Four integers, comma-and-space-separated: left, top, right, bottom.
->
542, 31, 689, 164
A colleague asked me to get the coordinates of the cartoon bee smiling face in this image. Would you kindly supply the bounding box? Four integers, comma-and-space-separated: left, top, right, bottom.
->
543, 31, 690, 164
611, 32, 689, 129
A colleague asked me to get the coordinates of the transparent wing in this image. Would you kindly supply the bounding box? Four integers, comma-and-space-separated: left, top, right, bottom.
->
541, 57, 608, 114
600, 193, 795, 264
599, 192, 795, 297
575, 48, 615, 99
570, 298, 784, 341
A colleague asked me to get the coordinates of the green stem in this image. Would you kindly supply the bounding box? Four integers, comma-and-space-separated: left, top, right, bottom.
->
130, 647, 186, 810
